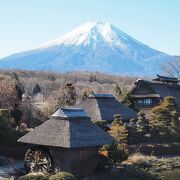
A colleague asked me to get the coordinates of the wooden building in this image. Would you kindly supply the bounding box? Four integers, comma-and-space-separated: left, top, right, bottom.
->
77, 93, 137, 122
130, 75, 180, 118
18, 108, 114, 176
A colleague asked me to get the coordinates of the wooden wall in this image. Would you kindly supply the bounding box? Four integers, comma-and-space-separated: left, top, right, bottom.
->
49, 146, 98, 176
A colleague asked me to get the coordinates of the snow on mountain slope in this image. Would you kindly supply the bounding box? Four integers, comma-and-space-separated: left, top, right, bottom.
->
0, 22, 174, 76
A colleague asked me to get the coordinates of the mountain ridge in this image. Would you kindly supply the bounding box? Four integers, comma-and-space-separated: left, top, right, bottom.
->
0, 22, 174, 76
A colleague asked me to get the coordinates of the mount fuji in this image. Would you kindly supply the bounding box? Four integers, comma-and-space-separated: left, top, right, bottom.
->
0, 22, 174, 76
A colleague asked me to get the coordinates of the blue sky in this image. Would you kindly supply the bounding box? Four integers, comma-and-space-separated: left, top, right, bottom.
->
0, 0, 180, 58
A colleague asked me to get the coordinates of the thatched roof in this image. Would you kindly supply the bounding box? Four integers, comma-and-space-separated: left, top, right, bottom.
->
131, 79, 180, 107
52, 108, 90, 119
77, 93, 137, 122
18, 108, 114, 148
153, 74, 179, 83
150, 83, 180, 106
131, 94, 161, 98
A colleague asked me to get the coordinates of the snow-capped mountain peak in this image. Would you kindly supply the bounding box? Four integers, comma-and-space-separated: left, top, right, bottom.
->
0, 21, 174, 76
37, 22, 132, 49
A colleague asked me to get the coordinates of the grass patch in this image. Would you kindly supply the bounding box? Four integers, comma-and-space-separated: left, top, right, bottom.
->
95, 166, 161, 180
124, 153, 180, 175
128, 142, 180, 156
125, 153, 157, 164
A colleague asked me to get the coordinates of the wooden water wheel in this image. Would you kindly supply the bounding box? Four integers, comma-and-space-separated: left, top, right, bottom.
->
24, 146, 53, 173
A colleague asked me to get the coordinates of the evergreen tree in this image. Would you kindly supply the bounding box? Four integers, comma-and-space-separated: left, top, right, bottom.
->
89, 74, 97, 82
114, 83, 122, 99
16, 85, 23, 101
172, 110, 179, 127
127, 118, 137, 144
136, 112, 149, 134
172, 110, 180, 140
136, 111, 149, 142
33, 84, 41, 96
11, 72, 23, 101
150, 96, 180, 141
100, 141, 128, 166
114, 85, 136, 110
150, 106, 171, 140
109, 114, 128, 145
160, 96, 178, 113
81, 90, 88, 100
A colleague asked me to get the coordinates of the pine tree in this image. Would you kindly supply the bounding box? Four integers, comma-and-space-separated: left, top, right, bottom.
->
150, 106, 171, 140
172, 110, 180, 140
172, 110, 179, 127
114, 83, 122, 99
33, 84, 41, 96
100, 141, 128, 166
109, 114, 128, 145
127, 118, 137, 144
150, 96, 180, 141
136, 111, 149, 142
160, 96, 178, 113
136, 112, 149, 133
114, 85, 135, 110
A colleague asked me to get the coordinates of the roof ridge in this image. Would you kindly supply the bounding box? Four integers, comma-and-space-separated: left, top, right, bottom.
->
95, 98, 103, 121
67, 120, 71, 148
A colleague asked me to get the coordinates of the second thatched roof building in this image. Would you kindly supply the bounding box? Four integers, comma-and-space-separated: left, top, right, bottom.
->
77, 93, 137, 122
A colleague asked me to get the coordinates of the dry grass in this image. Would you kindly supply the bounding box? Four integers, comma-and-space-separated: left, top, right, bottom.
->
124, 153, 157, 164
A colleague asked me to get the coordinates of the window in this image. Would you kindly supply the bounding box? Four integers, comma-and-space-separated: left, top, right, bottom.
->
137, 99, 152, 106
144, 99, 152, 105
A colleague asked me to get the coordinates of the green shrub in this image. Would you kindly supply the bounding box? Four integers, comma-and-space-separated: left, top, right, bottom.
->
49, 172, 75, 180
18, 173, 49, 180
100, 142, 129, 165
95, 154, 113, 172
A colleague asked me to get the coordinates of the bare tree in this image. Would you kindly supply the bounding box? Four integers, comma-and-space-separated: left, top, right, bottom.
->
161, 58, 180, 78
0, 75, 18, 109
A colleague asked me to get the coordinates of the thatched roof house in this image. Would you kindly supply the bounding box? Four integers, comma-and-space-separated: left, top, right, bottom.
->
77, 93, 137, 122
18, 108, 113, 148
18, 108, 114, 176
130, 75, 180, 118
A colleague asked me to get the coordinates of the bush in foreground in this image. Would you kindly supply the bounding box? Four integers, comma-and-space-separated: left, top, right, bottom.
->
100, 142, 129, 166
18, 173, 49, 180
49, 172, 75, 180
18, 172, 75, 180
